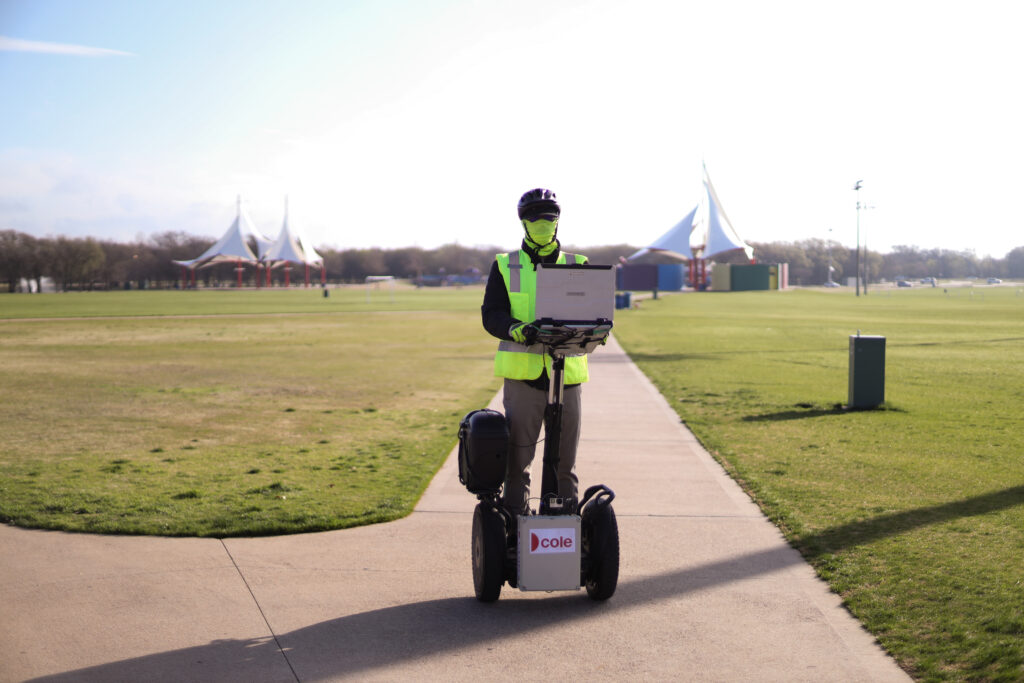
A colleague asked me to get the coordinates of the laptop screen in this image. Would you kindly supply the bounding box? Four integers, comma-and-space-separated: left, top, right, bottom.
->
534, 264, 616, 324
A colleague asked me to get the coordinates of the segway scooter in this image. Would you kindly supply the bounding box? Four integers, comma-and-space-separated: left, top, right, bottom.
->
458, 318, 619, 603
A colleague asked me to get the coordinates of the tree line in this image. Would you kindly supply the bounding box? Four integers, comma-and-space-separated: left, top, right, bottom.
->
749, 239, 1024, 285
1, 228, 1021, 292
0, 229, 639, 292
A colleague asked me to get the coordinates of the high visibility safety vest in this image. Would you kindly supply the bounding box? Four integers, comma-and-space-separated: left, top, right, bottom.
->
494, 249, 589, 384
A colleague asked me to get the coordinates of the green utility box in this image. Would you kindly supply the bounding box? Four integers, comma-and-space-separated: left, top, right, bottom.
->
848, 335, 885, 408
729, 264, 772, 291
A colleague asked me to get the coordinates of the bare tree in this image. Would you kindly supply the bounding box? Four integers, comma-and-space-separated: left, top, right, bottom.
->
49, 236, 106, 291
0, 230, 37, 292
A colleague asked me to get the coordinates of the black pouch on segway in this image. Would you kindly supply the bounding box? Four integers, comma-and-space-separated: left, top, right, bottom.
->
457, 409, 509, 495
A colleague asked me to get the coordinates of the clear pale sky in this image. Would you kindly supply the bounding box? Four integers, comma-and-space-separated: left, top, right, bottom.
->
2, 0, 1022, 257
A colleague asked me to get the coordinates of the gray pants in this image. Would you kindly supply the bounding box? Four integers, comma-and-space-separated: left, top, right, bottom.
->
502, 378, 581, 514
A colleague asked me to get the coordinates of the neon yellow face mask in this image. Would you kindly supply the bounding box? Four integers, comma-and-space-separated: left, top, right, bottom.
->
523, 219, 558, 254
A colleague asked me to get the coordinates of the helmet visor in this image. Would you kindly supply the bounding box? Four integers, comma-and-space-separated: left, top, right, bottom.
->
518, 200, 560, 221
523, 213, 558, 223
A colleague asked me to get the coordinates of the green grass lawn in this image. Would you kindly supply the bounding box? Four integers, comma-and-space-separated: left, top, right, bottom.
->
613, 286, 1024, 682
0, 284, 480, 318
0, 286, 500, 536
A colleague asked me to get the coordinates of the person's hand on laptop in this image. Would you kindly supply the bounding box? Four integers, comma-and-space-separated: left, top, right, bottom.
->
509, 322, 539, 345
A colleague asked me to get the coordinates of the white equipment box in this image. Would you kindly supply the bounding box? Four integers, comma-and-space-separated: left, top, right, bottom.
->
517, 515, 582, 591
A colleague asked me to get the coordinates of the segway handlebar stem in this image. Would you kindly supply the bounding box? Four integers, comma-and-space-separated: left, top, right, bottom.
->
534, 318, 612, 516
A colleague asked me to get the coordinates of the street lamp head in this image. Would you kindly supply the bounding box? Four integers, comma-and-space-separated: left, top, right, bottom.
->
853, 180, 863, 191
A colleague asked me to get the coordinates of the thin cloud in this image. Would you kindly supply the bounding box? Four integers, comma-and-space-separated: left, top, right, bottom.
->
0, 36, 134, 57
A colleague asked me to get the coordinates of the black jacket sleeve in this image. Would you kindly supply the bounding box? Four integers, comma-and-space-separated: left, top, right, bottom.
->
481, 260, 516, 340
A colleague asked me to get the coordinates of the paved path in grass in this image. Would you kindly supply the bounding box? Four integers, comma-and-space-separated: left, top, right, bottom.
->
0, 336, 909, 682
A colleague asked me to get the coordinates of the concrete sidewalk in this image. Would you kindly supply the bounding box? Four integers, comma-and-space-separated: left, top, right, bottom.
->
0, 337, 909, 682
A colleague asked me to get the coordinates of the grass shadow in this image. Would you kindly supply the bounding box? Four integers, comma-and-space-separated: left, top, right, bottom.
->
797, 484, 1024, 557
743, 402, 908, 422
743, 403, 847, 422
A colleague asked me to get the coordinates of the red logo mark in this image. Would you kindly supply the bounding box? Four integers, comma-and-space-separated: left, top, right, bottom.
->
528, 528, 575, 554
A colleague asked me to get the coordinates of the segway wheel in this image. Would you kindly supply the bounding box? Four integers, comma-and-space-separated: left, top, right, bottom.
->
583, 502, 619, 601
471, 502, 505, 602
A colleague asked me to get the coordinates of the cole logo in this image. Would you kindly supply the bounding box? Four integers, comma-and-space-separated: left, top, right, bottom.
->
529, 527, 576, 554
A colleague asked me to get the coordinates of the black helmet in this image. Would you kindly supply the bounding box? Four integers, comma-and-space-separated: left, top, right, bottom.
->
517, 188, 560, 221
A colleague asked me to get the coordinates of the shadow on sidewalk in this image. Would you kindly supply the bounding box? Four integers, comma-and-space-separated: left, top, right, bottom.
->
26, 545, 803, 683
28, 484, 1024, 682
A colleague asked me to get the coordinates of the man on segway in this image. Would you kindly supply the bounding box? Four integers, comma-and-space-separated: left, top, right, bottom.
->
463, 188, 619, 601
480, 188, 590, 517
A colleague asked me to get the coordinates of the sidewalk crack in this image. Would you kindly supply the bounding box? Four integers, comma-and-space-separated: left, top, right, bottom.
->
220, 540, 300, 682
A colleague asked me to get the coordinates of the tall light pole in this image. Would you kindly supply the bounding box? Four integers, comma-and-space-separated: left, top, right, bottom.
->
862, 201, 875, 295
854, 180, 863, 296
827, 227, 834, 285
863, 203, 872, 295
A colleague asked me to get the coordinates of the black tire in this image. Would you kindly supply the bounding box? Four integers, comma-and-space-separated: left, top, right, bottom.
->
583, 502, 619, 600
472, 502, 505, 602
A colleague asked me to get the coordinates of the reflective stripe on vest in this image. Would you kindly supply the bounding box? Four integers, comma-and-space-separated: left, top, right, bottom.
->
509, 251, 522, 293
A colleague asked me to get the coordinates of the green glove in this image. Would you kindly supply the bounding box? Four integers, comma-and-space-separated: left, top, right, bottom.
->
509, 322, 539, 345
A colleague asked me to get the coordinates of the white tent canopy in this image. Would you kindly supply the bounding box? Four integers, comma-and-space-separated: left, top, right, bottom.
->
699, 169, 753, 260
629, 206, 698, 262
174, 196, 273, 268
264, 197, 324, 267
631, 164, 753, 262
